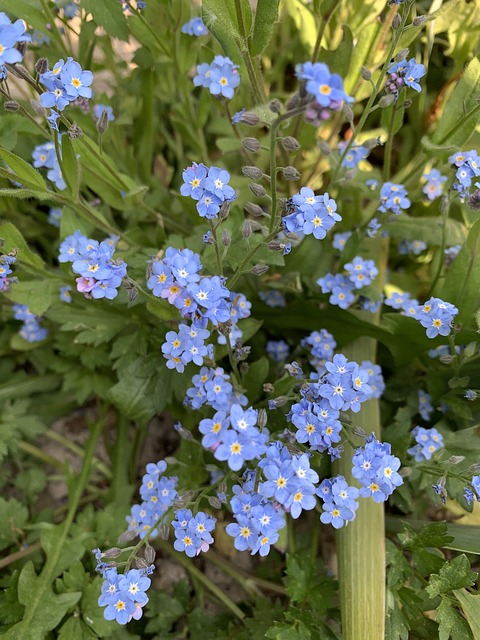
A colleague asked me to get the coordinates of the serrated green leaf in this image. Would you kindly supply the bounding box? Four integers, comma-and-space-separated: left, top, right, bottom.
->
0, 147, 47, 191
0, 222, 45, 271
249, 0, 280, 56
437, 598, 473, 640
81, 0, 129, 41
454, 589, 480, 640
426, 555, 477, 598
0, 497, 29, 551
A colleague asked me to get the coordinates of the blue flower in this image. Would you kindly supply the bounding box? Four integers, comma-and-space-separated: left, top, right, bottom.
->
193, 57, 240, 100
181, 17, 208, 36
407, 426, 443, 461
296, 61, 353, 109
118, 569, 151, 605
103, 591, 136, 625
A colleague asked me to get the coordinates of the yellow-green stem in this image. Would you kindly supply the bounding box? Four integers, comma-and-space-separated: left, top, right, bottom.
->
335, 236, 389, 640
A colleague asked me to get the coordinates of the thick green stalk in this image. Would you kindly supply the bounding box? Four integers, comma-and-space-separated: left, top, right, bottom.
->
335, 236, 388, 640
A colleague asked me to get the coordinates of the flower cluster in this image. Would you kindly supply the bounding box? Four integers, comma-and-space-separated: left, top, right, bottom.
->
418, 389, 434, 421
339, 143, 369, 169
361, 360, 385, 399
422, 169, 447, 201
194, 55, 240, 100
162, 323, 211, 373
201, 403, 269, 471
352, 434, 403, 502
59, 231, 127, 299
414, 296, 458, 339
465, 476, 480, 505
259, 289, 286, 307
185, 366, 247, 411
295, 61, 353, 124
181, 163, 237, 219
173, 509, 216, 556
386, 58, 426, 96
317, 256, 378, 310
0, 12, 30, 75
0, 253, 16, 292
407, 426, 443, 461
226, 474, 286, 556
449, 150, 480, 199
39, 57, 93, 113
126, 461, 178, 539
282, 187, 341, 240
181, 17, 208, 36
13, 304, 48, 342
318, 476, 359, 528
378, 182, 411, 215
32, 140, 65, 190
97, 567, 152, 625
398, 240, 427, 255
266, 339, 290, 362
301, 328, 336, 374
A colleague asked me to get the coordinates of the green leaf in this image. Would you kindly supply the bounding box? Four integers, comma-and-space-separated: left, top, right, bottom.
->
58, 617, 94, 640
381, 100, 406, 137
265, 619, 312, 640
243, 357, 269, 401
249, 0, 280, 56
426, 555, 477, 598
0, 222, 45, 271
385, 215, 467, 247
0, 147, 47, 191
0, 187, 56, 201
0, 0, 46, 33
399, 522, 455, 550
318, 25, 354, 78
441, 218, 480, 328
6, 279, 58, 316
454, 589, 480, 640
202, 0, 252, 64
437, 598, 473, 640
283, 0, 316, 53
431, 55, 480, 147
2, 561, 81, 640
60, 136, 80, 199
81, 0, 129, 41
0, 497, 29, 551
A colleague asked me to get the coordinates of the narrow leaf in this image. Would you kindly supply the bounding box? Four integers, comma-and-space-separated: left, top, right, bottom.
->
249, 0, 280, 56
0, 147, 47, 191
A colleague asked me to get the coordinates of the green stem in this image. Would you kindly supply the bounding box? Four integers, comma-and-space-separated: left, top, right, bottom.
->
20, 412, 105, 630
209, 220, 223, 275
335, 236, 389, 640
427, 194, 450, 296
156, 540, 246, 621
44, 430, 111, 479
227, 229, 279, 289
383, 102, 398, 181
233, 0, 266, 104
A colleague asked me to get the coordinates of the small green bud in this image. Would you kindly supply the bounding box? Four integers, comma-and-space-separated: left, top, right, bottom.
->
4, 100, 19, 112
392, 13, 401, 29
242, 165, 263, 180
360, 66, 372, 81
412, 15, 427, 26
249, 182, 267, 197
378, 94, 395, 108
251, 264, 269, 275
283, 166, 300, 181
243, 137, 260, 153
281, 136, 300, 151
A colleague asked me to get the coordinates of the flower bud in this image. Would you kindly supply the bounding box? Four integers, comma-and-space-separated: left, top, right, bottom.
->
317, 140, 331, 156
395, 48, 409, 62
117, 529, 138, 544
360, 66, 372, 81
392, 13, 401, 29
469, 463, 480, 474
35, 58, 48, 75
239, 361, 249, 375
251, 264, 269, 275
263, 383, 274, 393
400, 467, 412, 477
249, 182, 267, 197
243, 137, 260, 153
378, 94, 395, 108
6, 63, 34, 83
448, 455, 465, 465
412, 15, 427, 26
352, 426, 367, 438
222, 229, 231, 246
164, 456, 177, 465
241, 111, 260, 125
208, 496, 222, 509
281, 136, 300, 151
96, 109, 110, 134
68, 121, 83, 139
4, 100, 19, 112
268, 241, 282, 251
242, 220, 252, 238
242, 165, 263, 180
250, 220, 263, 232
269, 99, 282, 114
15, 42, 26, 57
257, 408, 268, 428
270, 395, 287, 407
219, 201, 230, 219
439, 354, 454, 364
30, 99, 46, 116
468, 190, 480, 211
159, 523, 170, 540
103, 547, 123, 558
286, 93, 302, 110
144, 545, 156, 564
363, 137, 381, 150
342, 103, 354, 122
403, 99, 413, 109
283, 166, 300, 181
245, 202, 266, 217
